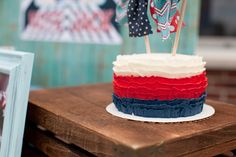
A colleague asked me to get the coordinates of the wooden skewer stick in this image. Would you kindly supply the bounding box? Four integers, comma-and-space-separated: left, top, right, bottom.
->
144, 35, 151, 54
172, 0, 187, 56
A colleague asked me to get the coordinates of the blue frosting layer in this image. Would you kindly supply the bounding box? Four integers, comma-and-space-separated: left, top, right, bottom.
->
112, 93, 206, 118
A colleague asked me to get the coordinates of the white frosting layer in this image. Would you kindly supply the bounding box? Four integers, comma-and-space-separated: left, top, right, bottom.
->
113, 53, 206, 78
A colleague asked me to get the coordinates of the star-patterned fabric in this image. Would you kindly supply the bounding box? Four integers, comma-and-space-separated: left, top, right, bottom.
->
127, 0, 153, 37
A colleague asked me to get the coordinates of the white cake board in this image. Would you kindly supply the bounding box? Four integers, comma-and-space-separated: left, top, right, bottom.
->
106, 103, 215, 123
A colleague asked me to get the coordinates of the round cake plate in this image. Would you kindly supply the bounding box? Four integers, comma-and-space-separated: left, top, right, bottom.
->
106, 103, 215, 123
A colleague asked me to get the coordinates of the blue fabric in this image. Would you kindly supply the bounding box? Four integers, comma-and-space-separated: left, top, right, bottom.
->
112, 93, 206, 118
127, 0, 153, 37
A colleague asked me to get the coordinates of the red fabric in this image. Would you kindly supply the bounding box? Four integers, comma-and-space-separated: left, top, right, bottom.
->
113, 72, 208, 100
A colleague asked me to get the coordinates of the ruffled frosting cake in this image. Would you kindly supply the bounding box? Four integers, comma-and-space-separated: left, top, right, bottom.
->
112, 53, 208, 118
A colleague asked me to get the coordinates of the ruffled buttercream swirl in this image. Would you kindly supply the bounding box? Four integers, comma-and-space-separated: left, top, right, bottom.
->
113, 93, 206, 118
113, 72, 208, 100
113, 53, 206, 78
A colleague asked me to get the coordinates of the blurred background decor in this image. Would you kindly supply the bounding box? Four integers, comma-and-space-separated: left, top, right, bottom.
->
0, 0, 200, 87
20, 0, 122, 44
198, 0, 236, 104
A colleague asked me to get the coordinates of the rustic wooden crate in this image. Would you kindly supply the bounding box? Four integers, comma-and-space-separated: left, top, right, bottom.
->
23, 123, 94, 157
23, 83, 236, 157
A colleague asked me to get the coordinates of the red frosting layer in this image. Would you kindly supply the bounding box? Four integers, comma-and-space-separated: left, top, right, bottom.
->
113, 72, 208, 100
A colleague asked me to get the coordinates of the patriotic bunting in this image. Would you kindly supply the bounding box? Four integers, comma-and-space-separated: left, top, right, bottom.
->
115, 0, 183, 39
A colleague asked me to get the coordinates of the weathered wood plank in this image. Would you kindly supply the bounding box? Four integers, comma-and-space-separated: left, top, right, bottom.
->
182, 140, 236, 157
27, 84, 236, 157
22, 144, 46, 157
24, 124, 94, 157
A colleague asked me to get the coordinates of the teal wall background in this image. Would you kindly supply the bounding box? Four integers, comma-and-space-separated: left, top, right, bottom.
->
0, 0, 201, 88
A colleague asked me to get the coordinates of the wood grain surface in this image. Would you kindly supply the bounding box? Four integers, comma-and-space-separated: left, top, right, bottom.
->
22, 143, 46, 157
24, 124, 94, 157
27, 83, 236, 157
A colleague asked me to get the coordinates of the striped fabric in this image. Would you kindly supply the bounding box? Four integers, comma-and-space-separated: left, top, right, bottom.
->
150, 0, 180, 39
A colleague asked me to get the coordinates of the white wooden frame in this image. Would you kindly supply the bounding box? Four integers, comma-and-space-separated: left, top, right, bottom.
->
0, 49, 34, 157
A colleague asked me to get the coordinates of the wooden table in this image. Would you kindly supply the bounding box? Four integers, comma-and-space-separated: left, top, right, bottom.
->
23, 83, 236, 157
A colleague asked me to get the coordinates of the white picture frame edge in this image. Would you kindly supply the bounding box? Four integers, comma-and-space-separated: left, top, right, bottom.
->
0, 61, 19, 157
0, 49, 34, 157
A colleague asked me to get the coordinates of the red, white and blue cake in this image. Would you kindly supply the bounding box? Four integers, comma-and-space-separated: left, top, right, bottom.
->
112, 53, 208, 118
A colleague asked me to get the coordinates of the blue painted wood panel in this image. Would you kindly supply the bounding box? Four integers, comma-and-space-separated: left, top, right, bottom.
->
0, 0, 201, 87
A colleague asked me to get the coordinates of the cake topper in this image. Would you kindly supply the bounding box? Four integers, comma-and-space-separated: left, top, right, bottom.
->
150, 0, 182, 40
115, 0, 187, 55
116, 0, 153, 53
